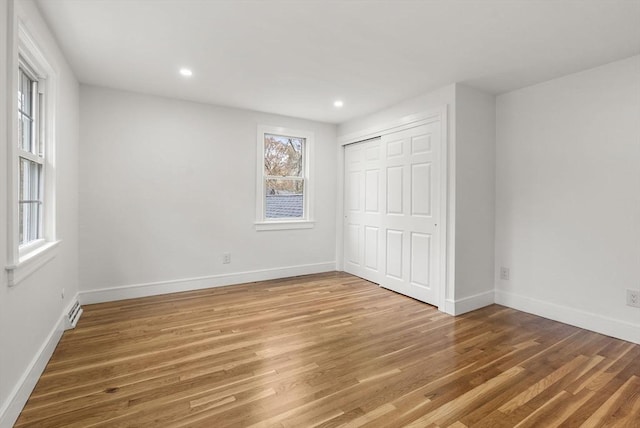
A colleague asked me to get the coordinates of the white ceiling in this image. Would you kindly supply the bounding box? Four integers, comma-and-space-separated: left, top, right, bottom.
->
36, 0, 640, 124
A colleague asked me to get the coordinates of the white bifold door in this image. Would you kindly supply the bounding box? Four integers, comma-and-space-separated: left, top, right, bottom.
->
344, 122, 442, 306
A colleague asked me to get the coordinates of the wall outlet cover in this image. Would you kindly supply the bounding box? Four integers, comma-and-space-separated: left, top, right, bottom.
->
627, 289, 640, 308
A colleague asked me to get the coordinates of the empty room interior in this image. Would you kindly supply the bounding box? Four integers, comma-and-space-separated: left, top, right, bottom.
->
1, 0, 640, 426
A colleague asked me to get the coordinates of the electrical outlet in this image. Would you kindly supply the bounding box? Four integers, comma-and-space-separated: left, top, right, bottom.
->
222, 253, 231, 264
500, 267, 510, 280
627, 289, 640, 308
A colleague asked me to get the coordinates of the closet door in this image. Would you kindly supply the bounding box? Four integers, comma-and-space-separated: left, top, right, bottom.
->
344, 138, 383, 285
344, 122, 441, 306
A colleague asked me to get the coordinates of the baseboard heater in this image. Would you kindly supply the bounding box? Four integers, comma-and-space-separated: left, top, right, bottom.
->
65, 301, 83, 330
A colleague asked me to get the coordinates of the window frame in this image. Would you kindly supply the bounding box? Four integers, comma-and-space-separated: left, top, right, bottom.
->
255, 125, 314, 231
5, 23, 60, 287
17, 62, 45, 252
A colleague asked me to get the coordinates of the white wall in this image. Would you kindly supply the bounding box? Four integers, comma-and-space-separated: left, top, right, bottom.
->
453, 85, 496, 308
0, 0, 9, 415
0, 0, 80, 426
0, 0, 7, 265
495, 55, 640, 344
79, 86, 337, 300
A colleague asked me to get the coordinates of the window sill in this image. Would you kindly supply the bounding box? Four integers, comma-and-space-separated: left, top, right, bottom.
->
6, 240, 61, 287
255, 220, 315, 231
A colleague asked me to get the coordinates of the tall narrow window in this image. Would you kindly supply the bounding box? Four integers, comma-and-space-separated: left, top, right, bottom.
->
17, 65, 45, 248
256, 126, 314, 230
264, 134, 305, 219
6, 25, 58, 287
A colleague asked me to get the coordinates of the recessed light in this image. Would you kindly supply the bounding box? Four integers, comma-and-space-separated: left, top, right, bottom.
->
179, 68, 193, 77
333, 100, 344, 108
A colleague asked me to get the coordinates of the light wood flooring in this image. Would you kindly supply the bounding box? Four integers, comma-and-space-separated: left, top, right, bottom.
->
16, 272, 640, 427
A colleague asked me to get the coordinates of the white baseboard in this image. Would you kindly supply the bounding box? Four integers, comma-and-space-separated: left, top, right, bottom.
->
495, 290, 640, 345
0, 295, 80, 428
444, 290, 495, 316
79, 262, 337, 305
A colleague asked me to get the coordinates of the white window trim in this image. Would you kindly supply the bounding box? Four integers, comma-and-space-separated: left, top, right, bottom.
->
255, 125, 314, 231
5, 22, 60, 287
255, 220, 316, 231
6, 241, 61, 287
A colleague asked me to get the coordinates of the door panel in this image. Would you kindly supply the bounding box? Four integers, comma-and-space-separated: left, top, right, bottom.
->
344, 121, 441, 306
411, 133, 431, 154
386, 166, 403, 214
365, 170, 379, 212
386, 229, 403, 279
346, 224, 360, 265
347, 171, 360, 211
387, 139, 404, 157
411, 162, 431, 216
410, 232, 430, 287
364, 226, 379, 270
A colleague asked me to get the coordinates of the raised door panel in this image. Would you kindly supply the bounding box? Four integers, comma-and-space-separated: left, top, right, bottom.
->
347, 171, 361, 212
411, 162, 432, 217
410, 232, 431, 288
386, 229, 403, 280
364, 226, 379, 270
411, 133, 431, 154
365, 169, 379, 213
386, 166, 403, 215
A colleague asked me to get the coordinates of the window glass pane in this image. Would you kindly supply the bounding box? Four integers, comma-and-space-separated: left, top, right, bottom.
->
19, 201, 41, 245
19, 158, 42, 245
18, 71, 23, 112
19, 113, 33, 152
18, 112, 23, 147
18, 69, 36, 153
19, 69, 33, 115
37, 93, 44, 157
20, 158, 41, 201
19, 69, 25, 112
264, 134, 304, 177
265, 178, 304, 218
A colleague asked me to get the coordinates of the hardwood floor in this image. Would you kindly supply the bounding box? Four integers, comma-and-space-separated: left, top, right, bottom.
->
16, 272, 640, 427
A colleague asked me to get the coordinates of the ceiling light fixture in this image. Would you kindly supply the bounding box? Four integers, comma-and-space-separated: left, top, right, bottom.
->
333, 100, 344, 108
179, 68, 193, 77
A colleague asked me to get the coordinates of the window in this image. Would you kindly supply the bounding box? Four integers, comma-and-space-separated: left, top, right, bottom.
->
5, 25, 59, 287
256, 126, 314, 230
264, 134, 305, 218
18, 65, 45, 248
